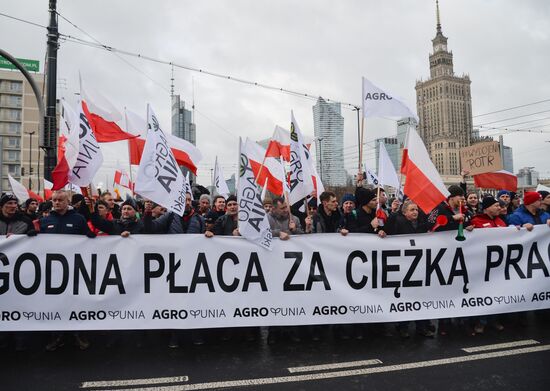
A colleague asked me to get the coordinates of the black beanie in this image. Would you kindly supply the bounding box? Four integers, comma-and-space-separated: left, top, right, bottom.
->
481, 196, 499, 211
447, 185, 464, 198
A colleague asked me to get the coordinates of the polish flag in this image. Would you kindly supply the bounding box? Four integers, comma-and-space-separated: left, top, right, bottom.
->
473, 170, 517, 192
125, 109, 202, 174
245, 140, 285, 196
265, 126, 313, 162
401, 127, 449, 213
80, 78, 137, 142
43, 179, 53, 200
8, 174, 43, 203
114, 170, 135, 192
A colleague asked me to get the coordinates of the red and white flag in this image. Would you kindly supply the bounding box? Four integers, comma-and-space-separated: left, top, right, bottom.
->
265, 125, 312, 162
8, 174, 43, 203
474, 170, 517, 192
244, 139, 285, 196
43, 179, 53, 200
125, 108, 202, 174
114, 169, 135, 192
80, 77, 137, 143
401, 127, 449, 213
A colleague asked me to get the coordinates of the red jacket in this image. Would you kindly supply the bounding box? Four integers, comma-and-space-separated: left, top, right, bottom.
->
471, 213, 507, 228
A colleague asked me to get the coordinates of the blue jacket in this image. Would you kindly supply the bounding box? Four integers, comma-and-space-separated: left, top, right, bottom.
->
507, 205, 550, 226
39, 209, 92, 235
143, 210, 204, 234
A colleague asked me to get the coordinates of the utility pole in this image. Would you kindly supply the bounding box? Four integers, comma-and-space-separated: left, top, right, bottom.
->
26, 131, 35, 190
44, 0, 59, 180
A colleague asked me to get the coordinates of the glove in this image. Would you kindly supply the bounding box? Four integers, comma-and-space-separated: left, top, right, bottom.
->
26, 229, 38, 237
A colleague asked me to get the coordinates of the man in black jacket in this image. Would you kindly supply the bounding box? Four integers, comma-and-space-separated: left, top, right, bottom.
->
312, 191, 341, 233
0, 194, 37, 237
354, 187, 386, 237
91, 198, 144, 237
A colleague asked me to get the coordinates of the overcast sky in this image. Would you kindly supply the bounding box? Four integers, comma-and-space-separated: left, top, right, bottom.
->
2, 0, 549, 187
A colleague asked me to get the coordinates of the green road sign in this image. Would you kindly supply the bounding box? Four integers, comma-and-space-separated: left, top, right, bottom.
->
0, 56, 40, 72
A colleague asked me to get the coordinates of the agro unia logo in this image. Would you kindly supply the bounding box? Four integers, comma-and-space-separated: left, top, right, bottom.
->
364, 92, 393, 100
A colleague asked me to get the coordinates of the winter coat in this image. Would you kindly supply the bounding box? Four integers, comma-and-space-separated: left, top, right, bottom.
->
385, 212, 429, 235
471, 213, 507, 228
214, 213, 238, 236
39, 209, 92, 235
312, 207, 341, 233
0, 212, 35, 235
91, 212, 145, 235
507, 205, 550, 227
267, 213, 304, 236
143, 210, 205, 234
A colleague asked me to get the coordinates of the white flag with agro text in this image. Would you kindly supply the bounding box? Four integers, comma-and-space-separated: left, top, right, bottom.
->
135, 104, 187, 216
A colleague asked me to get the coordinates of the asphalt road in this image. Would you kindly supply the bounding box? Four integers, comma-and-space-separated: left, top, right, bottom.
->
1, 311, 550, 391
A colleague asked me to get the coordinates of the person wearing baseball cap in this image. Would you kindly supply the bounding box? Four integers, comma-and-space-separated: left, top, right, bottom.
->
508, 191, 550, 230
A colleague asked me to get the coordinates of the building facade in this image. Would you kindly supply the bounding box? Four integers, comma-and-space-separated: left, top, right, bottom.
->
171, 94, 196, 179
0, 68, 44, 195
502, 145, 513, 173
171, 94, 196, 146
375, 137, 399, 173
415, 1, 474, 178
312, 97, 345, 187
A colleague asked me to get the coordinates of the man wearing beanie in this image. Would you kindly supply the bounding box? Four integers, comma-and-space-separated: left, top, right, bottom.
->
354, 188, 385, 237
339, 193, 358, 235
143, 193, 204, 235
497, 190, 511, 207
508, 192, 550, 230
471, 196, 507, 228
538, 190, 550, 212
91, 197, 145, 237
427, 184, 474, 233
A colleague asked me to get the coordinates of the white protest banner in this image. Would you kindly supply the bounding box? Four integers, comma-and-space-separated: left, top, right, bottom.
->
289, 111, 315, 205
1, 226, 549, 331
68, 100, 104, 187
362, 77, 418, 122
459, 141, 503, 175
135, 104, 187, 216
213, 156, 230, 197
238, 138, 273, 250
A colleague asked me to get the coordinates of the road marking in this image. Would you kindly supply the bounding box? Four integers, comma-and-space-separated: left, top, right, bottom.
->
288, 359, 382, 373
104, 344, 550, 391
80, 375, 189, 388
462, 339, 540, 353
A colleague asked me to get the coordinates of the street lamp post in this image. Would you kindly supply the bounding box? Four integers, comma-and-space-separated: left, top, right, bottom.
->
25, 130, 35, 190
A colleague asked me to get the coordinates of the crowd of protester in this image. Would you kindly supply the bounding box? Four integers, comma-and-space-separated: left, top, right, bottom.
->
1, 172, 549, 351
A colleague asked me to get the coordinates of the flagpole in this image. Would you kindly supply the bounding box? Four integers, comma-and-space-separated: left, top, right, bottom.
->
124, 108, 134, 186
359, 116, 365, 173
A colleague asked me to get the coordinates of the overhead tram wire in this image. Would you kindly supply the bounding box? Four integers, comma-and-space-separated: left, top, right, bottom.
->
0, 12, 47, 29
55, 11, 170, 93
57, 33, 361, 110
474, 108, 550, 127
473, 99, 550, 118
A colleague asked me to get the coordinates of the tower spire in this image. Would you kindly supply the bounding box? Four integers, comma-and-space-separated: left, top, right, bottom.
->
436, 0, 442, 33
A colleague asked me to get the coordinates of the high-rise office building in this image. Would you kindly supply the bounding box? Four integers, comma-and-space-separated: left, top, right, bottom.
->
0, 65, 43, 195
171, 94, 196, 179
171, 94, 196, 145
502, 145, 513, 173
312, 97, 345, 187
375, 137, 399, 173
415, 1, 474, 177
